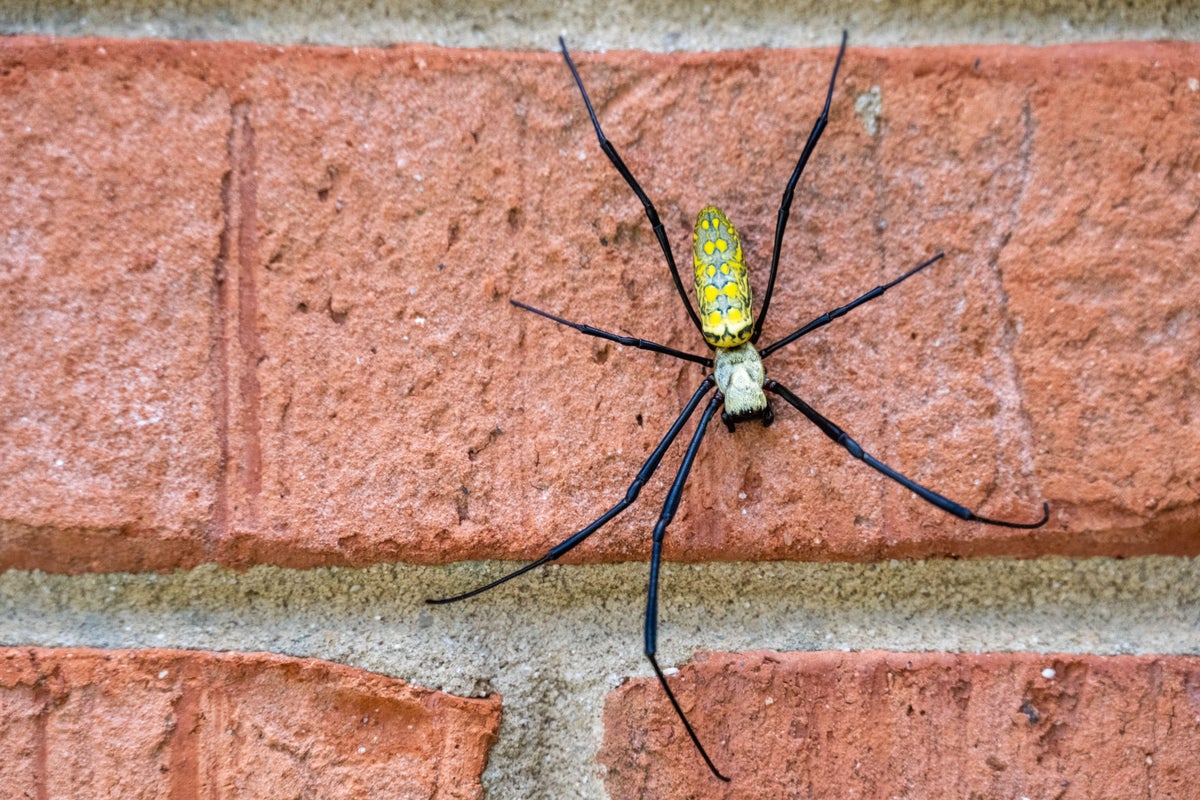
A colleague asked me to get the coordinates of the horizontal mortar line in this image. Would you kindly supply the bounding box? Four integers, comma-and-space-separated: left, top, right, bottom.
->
2, 556, 1196, 800
0, 20, 1196, 50
2, 556, 1197, 661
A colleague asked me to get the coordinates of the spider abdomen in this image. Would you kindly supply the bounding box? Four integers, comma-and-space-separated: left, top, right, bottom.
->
692, 206, 753, 348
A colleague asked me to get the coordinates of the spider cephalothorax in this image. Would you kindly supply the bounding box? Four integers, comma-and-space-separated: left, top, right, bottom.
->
429, 32, 1049, 782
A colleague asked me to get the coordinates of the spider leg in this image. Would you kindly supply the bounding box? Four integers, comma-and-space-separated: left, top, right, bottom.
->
643, 393, 730, 781
426, 376, 717, 605
558, 37, 706, 339
765, 379, 1050, 528
511, 300, 712, 367
752, 30, 849, 345
759, 252, 944, 359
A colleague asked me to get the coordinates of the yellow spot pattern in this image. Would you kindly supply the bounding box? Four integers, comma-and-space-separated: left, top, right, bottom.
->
692, 205, 753, 348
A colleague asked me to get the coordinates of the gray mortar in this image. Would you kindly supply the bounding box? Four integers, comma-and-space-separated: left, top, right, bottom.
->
0, 0, 1198, 49
2, 557, 1199, 798
2, 3, 1199, 799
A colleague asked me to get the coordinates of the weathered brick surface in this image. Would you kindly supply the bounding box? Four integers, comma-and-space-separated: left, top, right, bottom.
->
601, 651, 1200, 797
0, 42, 230, 572
0, 646, 500, 798
1, 38, 1197, 572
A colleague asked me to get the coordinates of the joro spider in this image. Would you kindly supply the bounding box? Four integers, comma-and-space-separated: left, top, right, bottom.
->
430, 32, 1049, 782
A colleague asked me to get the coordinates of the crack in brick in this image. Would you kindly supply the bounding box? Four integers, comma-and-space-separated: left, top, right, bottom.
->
233, 102, 264, 514
864, 54, 892, 542
168, 661, 201, 800
987, 96, 1044, 506
209, 100, 264, 553
210, 135, 234, 552
33, 683, 49, 800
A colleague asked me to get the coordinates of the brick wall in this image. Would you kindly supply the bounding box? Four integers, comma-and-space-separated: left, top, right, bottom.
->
1, 31, 1198, 798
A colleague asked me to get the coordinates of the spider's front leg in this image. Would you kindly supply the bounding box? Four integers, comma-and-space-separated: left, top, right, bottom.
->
559, 37, 706, 338
766, 379, 1050, 528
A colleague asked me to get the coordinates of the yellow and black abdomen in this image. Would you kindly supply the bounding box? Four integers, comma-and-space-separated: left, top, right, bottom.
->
692, 206, 753, 348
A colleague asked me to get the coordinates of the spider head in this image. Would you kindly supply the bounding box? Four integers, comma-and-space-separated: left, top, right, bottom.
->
713, 342, 770, 431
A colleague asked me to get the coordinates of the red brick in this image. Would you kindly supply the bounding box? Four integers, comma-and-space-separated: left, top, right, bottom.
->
1, 39, 1197, 572
600, 651, 1200, 797
0, 646, 500, 799
0, 41, 231, 572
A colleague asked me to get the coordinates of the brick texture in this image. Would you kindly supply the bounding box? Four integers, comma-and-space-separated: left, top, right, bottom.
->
0, 646, 500, 799
600, 651, 1200, 798
1, 38, 1198, 572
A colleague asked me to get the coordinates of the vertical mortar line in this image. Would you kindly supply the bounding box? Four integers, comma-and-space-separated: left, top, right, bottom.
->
167, 660, 202, 800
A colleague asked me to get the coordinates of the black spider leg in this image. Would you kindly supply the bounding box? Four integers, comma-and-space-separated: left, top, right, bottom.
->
644, 393, 730, 782
426, 376, 717, 605
765, 379, 1050, 528
751, 30, 849, 345
559, 37, 707, 339
759, 252, 944, 359
510, 300, 712, 367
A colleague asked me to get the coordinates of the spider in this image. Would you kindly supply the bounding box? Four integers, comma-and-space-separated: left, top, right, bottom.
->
429, 32, 1049, 782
